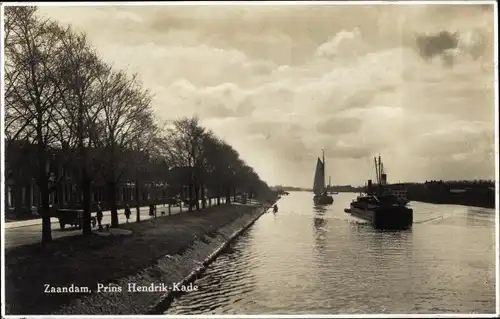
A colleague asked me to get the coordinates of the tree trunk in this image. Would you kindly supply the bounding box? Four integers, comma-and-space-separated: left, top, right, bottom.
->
188, 181, 193, 212
135, 180, 140, 222
107, 181, 119, 227
225, 185, 231, 204
194, 179, 200, 211
40, 183, 52, 245
200, 182, 206, 209
38, 154, 52, 245
81, 174, 92, 235
217, 184, 221, 205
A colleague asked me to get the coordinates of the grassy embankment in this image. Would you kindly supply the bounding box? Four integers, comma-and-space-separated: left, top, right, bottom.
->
5, 200, 274, 315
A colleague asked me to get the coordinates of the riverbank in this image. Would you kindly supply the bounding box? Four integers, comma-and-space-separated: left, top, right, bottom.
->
407, 182, 495, 209
4, 200, 275, 315
332, 191, 495, 209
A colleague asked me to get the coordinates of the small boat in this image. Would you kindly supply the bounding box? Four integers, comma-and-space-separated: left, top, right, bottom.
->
345, 155, 412, 230
312, 149, 334, 205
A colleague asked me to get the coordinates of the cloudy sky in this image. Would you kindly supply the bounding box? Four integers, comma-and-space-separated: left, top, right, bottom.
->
37, 3, 496, 188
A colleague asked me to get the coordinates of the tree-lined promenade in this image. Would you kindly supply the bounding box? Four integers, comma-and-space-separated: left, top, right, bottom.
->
4, 6, 272, 245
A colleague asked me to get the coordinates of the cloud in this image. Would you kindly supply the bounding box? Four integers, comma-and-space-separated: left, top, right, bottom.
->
413, 120, 494, 158
315, 27, 369, 59
36, 4, 496, 187
415, 31, 459, 59
315, 116, 362, 136
327, 142, 374, 160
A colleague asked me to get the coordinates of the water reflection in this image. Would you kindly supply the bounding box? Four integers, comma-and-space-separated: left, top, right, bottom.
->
313, 204, 327, 214
165, 233, 260, 315
313, 204, 327, 255
167, 192, 496, 314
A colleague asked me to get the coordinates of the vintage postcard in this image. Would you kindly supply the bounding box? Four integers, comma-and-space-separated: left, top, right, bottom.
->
1, 1, 498, 317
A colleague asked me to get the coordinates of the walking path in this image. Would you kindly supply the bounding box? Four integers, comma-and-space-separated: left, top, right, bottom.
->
5, 198, 227, 229
4, 198, 228, 249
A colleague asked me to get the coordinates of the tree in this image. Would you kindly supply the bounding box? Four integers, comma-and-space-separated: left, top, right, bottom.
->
55, 26, 106, 235
92, 69, 154, 227
129, 123, 162, 222
199, 131, 271, 204
163, 117, 205, 211
4, 6, 66, 244
217, 143, 241, 203
200, 131, 221, 206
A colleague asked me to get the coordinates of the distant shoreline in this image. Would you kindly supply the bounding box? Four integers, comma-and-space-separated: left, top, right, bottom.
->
275, 189, 495, 209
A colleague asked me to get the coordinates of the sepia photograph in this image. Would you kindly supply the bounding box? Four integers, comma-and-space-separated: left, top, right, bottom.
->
1, 1, 498, 317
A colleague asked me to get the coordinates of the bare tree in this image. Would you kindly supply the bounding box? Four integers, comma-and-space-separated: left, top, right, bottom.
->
203, 138, 270, 203
92, 69, 154, 227
4, 7, 66, 245
55, 26, 107, 235
200, 132, 225, 205
3, 6, 37, 126
218, 143, 241, 204
163, 117, 205, 211
198, 130, 217, 207
129, 122, 162, 222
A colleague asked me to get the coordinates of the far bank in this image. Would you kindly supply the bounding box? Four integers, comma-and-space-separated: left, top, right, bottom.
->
330, 189, 495, 209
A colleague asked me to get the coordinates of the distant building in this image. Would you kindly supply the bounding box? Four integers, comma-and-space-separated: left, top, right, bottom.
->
4, 140, 171, 217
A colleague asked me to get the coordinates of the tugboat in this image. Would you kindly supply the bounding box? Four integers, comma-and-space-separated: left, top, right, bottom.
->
346, 155, 413, 230
312, 149, 334, 205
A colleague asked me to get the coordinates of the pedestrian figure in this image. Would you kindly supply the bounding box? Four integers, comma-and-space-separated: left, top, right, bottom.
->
96, 202, 103, 229
125, 204, 131, 223
273, 204, 278, 213
161, 210, 165, 216
149, 204, 155, 217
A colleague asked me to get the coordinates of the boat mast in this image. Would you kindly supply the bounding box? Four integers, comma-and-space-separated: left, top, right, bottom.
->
378, 154, 382, 185
322, 149, 326, 190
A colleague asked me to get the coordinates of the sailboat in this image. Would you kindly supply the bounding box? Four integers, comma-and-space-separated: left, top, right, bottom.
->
313, 150, 334, 205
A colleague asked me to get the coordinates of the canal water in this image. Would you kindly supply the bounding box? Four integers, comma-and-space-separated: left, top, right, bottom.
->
165, 192, 496, 315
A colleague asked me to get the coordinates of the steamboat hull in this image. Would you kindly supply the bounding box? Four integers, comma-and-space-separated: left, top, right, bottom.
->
349, 206, 413, 230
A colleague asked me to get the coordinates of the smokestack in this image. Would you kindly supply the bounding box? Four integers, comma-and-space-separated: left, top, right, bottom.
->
329, 176, 331, 186
381, 174, 387, 185
367, 179, 372, 190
